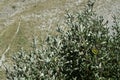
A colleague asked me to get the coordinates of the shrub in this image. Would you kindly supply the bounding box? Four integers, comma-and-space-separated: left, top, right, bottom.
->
6, 0, 120, 80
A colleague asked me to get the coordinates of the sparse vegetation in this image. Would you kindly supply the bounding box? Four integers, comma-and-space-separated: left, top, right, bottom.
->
5, 1, 120, 80
11, 5, 16, 10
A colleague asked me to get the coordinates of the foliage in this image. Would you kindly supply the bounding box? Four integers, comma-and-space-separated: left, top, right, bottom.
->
6, 0, 120, 80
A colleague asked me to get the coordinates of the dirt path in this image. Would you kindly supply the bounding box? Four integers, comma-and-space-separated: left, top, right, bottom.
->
0, 19, 21, 68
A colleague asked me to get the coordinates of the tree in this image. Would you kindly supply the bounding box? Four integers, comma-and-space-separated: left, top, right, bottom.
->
6, 0, 120, 80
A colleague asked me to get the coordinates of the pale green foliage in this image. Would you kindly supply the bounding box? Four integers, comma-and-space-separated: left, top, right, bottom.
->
6, 0, 120, 80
